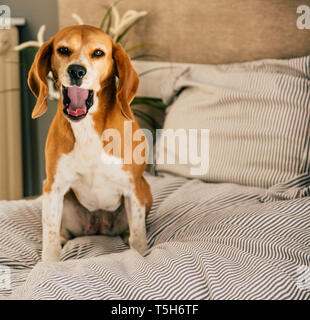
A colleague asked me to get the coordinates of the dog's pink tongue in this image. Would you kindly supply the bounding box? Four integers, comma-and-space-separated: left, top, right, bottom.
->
67, 87, 88, 117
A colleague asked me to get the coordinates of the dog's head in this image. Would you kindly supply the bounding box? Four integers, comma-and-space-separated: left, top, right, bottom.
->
28, 25, 138, 121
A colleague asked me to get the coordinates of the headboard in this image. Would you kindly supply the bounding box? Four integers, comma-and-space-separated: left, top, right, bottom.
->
57, 0, 310, 64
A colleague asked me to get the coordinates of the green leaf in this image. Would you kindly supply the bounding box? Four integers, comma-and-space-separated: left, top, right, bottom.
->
106, 10, 112, 34
132, 108, 162, 129
131, 54, 162, 60
99, 0, 122, 33
132, 97, 167, 111
115, 14, 147, 43
99, 4, 113, 30
119, 38, 128, 49
131, 97, 163, 105
138, 66, 176, 77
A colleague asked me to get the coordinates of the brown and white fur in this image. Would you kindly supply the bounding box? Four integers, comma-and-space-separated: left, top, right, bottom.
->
28, 25, 152, 262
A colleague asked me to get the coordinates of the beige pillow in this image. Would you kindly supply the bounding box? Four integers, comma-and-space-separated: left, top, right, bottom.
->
156, 56, 310, 189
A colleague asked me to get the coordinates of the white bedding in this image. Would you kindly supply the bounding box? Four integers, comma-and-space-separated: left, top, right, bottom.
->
0, 173, 309, 299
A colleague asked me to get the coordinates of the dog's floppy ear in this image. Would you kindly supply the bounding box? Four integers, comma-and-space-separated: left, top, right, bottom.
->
112, 42, 139, 120
28, 38, 53, 119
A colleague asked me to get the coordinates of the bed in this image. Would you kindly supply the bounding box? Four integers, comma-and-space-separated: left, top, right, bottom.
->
0, 172, 309, 299
1, 0, 310, 300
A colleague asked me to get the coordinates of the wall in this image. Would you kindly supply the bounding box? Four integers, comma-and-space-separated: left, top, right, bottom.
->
2, 0, 59, 196
58, 0, 310, 64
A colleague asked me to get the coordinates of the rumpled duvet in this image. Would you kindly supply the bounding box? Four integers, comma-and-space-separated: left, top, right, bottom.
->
0, 173, 309, 299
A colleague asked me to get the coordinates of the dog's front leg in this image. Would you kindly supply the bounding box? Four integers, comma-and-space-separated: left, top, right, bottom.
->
42, 188, 66, 262
124, 193, 148, 255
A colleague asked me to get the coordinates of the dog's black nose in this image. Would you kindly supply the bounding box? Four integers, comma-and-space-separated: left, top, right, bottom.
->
67, 64, 87, 81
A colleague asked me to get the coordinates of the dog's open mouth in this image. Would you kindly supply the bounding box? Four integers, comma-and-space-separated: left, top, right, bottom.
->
62, 86, 94, 121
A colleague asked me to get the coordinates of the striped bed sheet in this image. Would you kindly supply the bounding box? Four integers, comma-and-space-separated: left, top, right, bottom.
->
0, 173, 309, 300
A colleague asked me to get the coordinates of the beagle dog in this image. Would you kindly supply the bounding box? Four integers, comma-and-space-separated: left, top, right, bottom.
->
28, 25, 152, 262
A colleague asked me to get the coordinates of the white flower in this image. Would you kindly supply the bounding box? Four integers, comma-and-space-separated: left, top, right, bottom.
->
14, 25, 46, 51
109, 6, 147, 41
14, 12, 83, 52
72, 13, 84, 25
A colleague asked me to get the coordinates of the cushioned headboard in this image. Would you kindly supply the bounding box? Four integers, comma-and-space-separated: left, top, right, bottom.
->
58, 0, 310, 64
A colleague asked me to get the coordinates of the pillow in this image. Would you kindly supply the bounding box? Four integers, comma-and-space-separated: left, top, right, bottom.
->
156, 56, 310, 190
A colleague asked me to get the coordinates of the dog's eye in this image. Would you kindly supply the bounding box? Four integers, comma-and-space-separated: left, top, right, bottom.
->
57, 47, 71, 56
92, 49, 105, 58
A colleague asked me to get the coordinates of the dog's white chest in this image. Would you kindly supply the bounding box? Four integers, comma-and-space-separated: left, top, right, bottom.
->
60, 116, 131, 212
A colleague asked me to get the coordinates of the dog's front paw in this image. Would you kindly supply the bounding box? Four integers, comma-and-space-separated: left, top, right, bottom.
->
130, 238, 148, 256
42, 245, 61, 262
